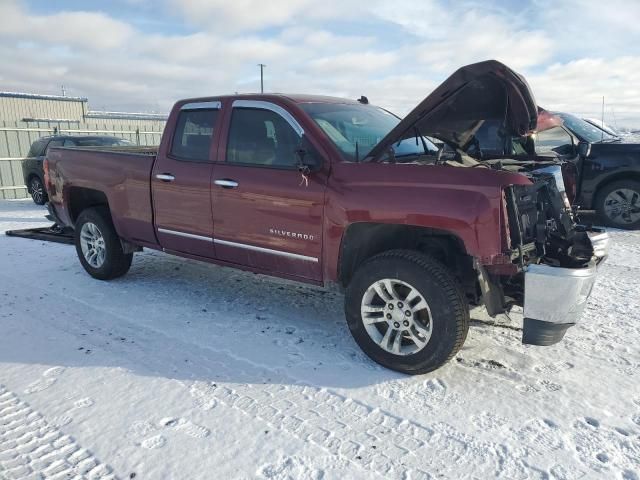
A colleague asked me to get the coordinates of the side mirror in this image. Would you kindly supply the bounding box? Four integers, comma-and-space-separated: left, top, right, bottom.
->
296, 136, 322, 172
577, 141, 591, 158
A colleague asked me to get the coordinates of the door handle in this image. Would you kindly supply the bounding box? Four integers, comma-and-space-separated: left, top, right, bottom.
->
156, 173, 175, 182
214, 179, 239, 188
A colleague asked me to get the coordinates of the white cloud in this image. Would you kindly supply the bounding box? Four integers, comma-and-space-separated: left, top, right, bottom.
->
0, 1, 134, 50
0, 0, 638, 127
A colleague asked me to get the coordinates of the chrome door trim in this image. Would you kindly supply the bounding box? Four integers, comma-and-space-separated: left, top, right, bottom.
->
213, 238, 318, 262
232, 100, 304, 137
157, 228, 213, 242
181, 101, 222, 110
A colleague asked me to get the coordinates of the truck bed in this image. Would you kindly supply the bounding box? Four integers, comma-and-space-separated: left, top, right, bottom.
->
46, 146, 158, 246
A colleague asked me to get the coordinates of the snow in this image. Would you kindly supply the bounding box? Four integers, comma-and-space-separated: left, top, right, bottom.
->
0, 198, 639, 480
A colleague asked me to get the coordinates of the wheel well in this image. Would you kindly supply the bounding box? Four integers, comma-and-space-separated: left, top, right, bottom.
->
338, 223, 477, 295
67, 187, 109, 224
593, 171, 640, 208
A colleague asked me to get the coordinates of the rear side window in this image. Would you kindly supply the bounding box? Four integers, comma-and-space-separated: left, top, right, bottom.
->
27, 139, 47, 157
170, 109, 219, 162
46, 139, 64, 152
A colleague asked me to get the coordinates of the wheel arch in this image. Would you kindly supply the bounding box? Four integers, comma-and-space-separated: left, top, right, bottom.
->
66, 187, 110, 225
337, 222, 476, 296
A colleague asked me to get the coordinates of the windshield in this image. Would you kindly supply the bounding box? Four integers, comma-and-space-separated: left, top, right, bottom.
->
299, 102, 438, 161
555, 113, 618, 143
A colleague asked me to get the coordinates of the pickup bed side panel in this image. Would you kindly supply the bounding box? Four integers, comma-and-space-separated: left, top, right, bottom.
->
46, 148, 158, 246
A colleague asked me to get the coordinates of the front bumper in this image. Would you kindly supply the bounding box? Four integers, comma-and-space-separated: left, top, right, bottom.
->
522, 228, 610, 346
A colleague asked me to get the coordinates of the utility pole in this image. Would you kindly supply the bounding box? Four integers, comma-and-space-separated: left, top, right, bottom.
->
258, 64, 266, 93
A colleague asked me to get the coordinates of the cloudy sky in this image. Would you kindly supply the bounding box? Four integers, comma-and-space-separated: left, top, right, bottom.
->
1, 0, 639, 126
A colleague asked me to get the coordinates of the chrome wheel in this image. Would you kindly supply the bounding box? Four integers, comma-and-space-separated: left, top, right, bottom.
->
30, 178, 44, 204
603, 188, 640, 225
361, 278, 433, 356
80, 222, 106, 268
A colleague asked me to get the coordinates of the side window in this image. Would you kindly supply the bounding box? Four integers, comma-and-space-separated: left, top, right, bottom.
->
170, 109, 219, 162
227, 108, 300, 168
63, 139, 77, 147
27, 139, 47, 157
45, 139, 64, 152
535, 127, 574, 155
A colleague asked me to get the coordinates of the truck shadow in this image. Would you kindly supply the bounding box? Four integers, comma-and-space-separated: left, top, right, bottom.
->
0, 242, 519, 390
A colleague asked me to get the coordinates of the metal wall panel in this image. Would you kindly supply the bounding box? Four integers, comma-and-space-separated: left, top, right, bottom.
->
0, 120, 166, 199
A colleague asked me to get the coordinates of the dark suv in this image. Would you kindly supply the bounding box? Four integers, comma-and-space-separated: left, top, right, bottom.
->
467, 112, 640, 229
22, 135, 133, 204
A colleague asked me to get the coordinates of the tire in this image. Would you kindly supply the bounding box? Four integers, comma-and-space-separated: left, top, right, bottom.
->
74, 207, 133, 280
345, 250, 469, 375
595, 180, 640, 230
29, 176, 48, 205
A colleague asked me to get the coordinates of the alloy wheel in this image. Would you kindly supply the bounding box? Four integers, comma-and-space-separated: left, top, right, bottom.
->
360, 278, 433, 356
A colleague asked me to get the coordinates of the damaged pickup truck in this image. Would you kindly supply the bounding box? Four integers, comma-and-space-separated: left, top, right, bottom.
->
44, 60, 608, 374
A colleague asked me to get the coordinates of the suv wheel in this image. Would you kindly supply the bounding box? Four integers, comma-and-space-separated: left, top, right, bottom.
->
596, 180, 640, 230
29, 176, 47, 205
75, 207, 133, 280
345, 250, 469, 374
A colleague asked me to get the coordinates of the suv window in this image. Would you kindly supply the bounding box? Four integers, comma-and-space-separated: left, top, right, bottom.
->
170, 109, 219, 161
536, 127, 574, 155
227, 108, 300, 168
46, 139, 64, 152
27, 139, 48, 157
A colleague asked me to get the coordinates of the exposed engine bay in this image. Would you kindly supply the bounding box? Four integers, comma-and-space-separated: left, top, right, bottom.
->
434, 151, 596, 269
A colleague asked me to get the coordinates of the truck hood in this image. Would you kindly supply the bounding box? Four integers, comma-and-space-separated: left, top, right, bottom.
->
366, 60, 538, 161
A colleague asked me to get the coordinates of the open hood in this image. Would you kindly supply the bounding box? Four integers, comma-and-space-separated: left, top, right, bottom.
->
366, 60, 538, 161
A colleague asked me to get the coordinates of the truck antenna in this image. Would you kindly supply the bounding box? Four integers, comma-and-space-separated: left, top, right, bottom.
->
258, 64, 266, 93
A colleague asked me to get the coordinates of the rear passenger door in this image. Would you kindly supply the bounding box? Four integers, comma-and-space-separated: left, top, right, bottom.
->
211, 100, 327, 281
152, 101, 221, 258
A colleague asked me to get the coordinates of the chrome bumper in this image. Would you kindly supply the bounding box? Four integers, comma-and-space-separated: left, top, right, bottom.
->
522, 229, 609, 346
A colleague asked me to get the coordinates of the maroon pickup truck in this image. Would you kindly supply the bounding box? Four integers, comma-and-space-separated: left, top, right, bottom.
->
45, 60, 608, 374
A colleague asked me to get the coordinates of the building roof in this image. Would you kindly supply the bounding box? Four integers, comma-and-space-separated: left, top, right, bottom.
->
85, 111, 168, 121
0, 91, 88, 102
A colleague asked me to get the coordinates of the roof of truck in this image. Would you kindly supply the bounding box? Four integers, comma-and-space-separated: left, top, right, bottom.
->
182, 93, 363, 105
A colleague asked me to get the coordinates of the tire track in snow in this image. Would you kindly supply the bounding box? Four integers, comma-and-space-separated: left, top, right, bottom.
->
0, 384, 116, 480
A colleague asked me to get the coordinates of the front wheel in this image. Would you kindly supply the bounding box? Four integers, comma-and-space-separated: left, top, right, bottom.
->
345, 250, 469, 374
74, 207, 133, 280
595, 180, 640, 230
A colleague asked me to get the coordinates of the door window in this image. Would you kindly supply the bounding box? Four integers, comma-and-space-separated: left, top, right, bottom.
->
170, 109, 219, 162
227, 108, 300, 168
535, 127, 574, 155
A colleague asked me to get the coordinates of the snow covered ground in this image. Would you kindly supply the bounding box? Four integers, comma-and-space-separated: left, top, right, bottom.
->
0, 199, 639, 480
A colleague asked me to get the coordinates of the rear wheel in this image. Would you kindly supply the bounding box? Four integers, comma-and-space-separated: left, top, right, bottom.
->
345, 250, 469, 374
595, 180, 640, 229
74, 207, 133, 280
29, 176, 47, 205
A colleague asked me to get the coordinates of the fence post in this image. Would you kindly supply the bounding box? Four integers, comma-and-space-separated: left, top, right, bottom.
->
136, 127, 140, 146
